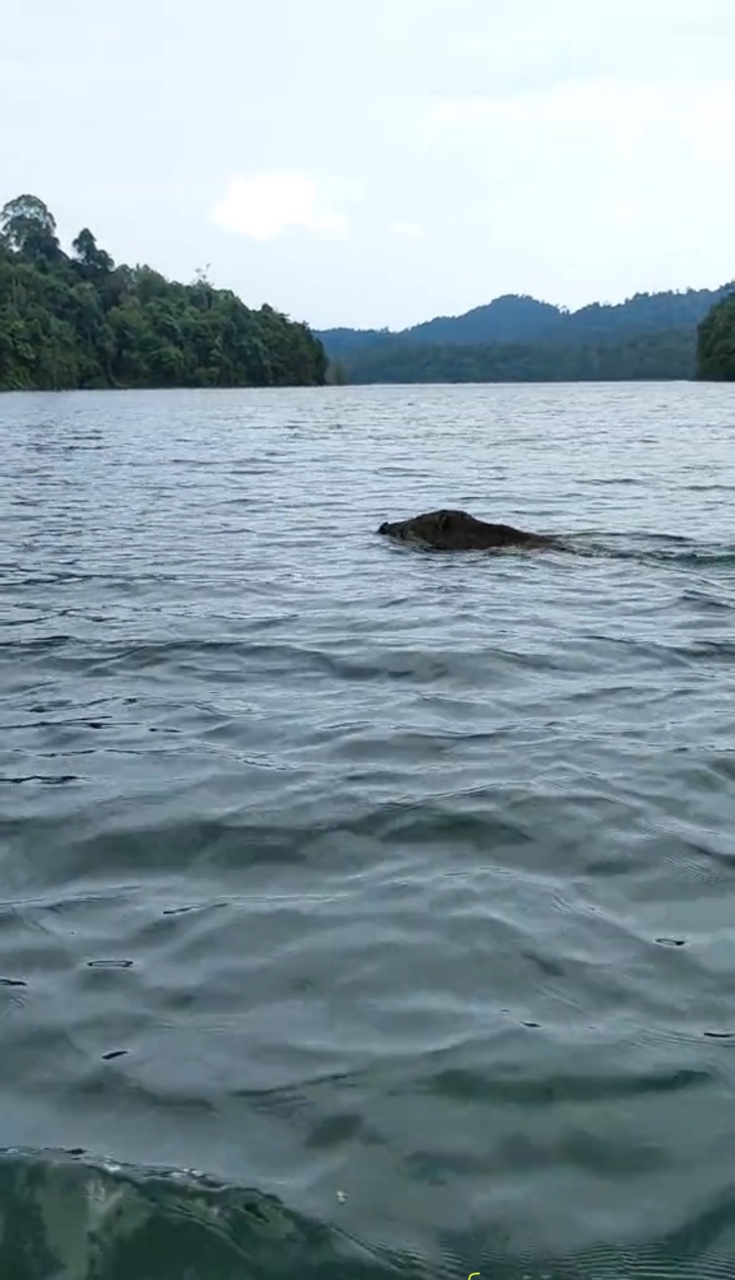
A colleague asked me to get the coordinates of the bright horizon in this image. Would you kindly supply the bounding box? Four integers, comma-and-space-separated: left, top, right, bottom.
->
4, 0, 734, 332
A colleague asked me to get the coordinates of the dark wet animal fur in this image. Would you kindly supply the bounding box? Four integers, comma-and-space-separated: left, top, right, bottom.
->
377, 508, 559, 552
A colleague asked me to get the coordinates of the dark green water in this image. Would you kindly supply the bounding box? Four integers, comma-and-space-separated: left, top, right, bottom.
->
2, 382, 735, 1280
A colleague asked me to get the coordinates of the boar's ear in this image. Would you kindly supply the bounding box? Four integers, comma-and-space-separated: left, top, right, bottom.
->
438, 512, 450, 531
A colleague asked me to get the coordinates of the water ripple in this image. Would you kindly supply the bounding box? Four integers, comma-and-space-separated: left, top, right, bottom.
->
1, 384, 735, 1278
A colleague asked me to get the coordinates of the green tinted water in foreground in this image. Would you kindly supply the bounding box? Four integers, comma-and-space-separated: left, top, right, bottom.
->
1, 382, 735, 1279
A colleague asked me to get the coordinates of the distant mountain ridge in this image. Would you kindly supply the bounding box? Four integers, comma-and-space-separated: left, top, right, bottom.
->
317, 283, 735, 384
318, 285, 735, 360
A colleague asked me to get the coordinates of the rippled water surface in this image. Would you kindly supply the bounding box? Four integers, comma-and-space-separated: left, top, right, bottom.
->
2, 382, 735, 1279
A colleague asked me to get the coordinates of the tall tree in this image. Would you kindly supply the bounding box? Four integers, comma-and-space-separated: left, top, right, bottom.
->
72, 228, 114, 275
0, 194, 62, 266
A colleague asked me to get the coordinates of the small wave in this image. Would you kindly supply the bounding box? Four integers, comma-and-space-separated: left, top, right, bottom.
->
1, 1146, 734, 1280
553, 531, 735, 568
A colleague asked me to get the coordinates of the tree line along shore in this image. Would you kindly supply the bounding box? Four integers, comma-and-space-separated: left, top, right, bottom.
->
1, 193, 733, 390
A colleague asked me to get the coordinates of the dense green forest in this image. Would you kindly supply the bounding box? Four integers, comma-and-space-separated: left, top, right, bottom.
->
333, 329, 698, 384
321, 284, 735, 383
697, 293, 735, 380
0, 194, 327, 391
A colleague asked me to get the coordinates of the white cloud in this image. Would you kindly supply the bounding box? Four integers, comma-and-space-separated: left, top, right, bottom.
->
611, 199, 640, 225
422, 79, 735, 186
390, 221, 424, 238
426, 79, 735, 130
211, 173, 356, 240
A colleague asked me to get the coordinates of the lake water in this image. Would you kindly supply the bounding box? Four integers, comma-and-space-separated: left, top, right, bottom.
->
1, 381, 735, 1280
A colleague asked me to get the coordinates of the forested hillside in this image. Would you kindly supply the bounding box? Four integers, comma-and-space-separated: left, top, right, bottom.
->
697, 293, 735, 380
0, 195, 327, 391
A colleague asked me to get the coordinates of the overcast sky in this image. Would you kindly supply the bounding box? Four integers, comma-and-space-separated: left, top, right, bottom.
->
4, 0, 734, 329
